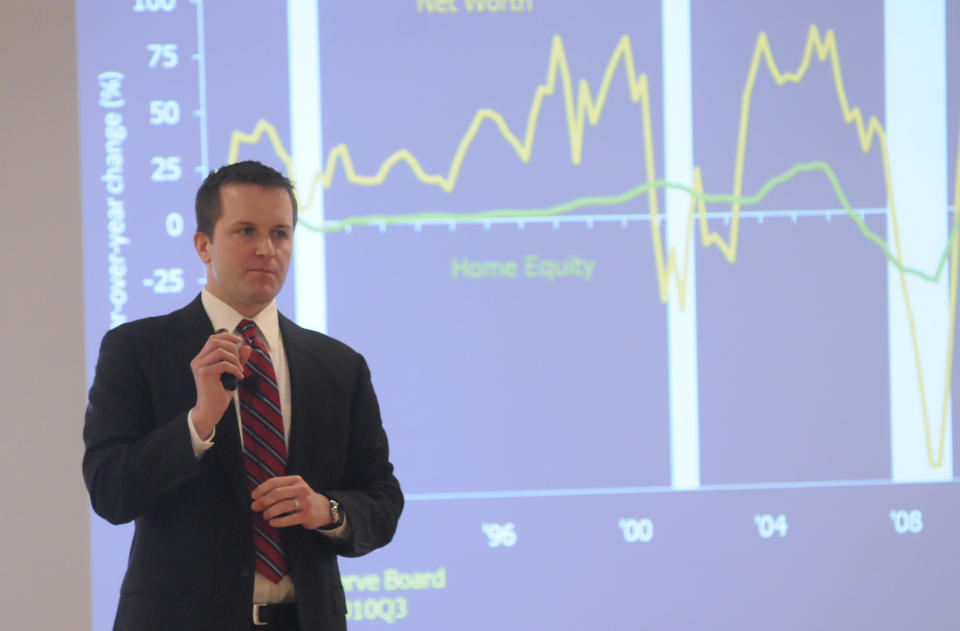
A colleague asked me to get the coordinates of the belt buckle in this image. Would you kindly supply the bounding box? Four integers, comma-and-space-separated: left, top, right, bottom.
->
252, 603, 268, 627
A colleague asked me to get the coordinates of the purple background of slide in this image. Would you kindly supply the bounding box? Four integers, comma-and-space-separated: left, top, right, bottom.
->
696, 213, 891, 484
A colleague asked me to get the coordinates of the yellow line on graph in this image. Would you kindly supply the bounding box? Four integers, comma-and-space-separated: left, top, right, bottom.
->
227, 28, 958, 469
227, 34, 653, 202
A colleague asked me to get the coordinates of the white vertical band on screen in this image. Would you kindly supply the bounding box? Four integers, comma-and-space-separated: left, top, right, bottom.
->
287, 0, 327, 332
663, 0, 701, 489
885, 0, 952, 481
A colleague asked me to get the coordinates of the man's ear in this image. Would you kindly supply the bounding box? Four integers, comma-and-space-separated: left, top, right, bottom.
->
194, 231, 211, 263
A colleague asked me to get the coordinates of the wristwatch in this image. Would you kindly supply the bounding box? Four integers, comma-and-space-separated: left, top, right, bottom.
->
316, 497, 343, 531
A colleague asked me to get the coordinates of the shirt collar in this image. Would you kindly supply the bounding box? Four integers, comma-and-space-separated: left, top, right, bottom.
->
200, 288, 281, 353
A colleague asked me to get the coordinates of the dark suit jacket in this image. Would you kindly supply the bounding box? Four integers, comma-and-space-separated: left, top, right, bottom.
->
83, 295, 403, 631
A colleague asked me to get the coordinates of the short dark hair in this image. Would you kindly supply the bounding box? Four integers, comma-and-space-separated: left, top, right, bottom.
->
195, 160, 298, 237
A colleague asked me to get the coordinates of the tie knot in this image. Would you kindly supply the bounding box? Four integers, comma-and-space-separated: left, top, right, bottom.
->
237, 319, 266, 349
237, 318, 259, 339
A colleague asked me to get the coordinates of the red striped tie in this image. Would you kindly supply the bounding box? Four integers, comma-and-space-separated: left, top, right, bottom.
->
237, 319, 288, 583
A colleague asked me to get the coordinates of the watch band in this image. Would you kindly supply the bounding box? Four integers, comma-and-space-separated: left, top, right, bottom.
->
316, 498, 343, 531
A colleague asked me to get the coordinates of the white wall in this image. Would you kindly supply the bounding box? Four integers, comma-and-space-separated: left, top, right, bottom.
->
0, 1, 91, 629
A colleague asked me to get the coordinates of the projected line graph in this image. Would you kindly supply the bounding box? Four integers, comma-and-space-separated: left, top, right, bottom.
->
229, 23, 960, 471
228, 27, 958, 299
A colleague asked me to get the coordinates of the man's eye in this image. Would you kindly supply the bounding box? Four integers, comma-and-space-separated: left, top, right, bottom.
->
273, 230, 289, 239
239, 227, 253, 235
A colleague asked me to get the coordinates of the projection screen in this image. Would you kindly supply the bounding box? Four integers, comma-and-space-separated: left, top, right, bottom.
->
76, 1, 960, 629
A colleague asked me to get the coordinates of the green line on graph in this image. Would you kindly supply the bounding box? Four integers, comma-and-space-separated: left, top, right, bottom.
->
299, 160, 958, 284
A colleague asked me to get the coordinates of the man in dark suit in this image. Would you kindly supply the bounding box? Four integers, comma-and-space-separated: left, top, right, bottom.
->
83, 161, 403, 631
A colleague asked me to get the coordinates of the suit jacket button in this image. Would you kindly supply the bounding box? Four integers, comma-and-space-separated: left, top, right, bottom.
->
240, 568, 251, 578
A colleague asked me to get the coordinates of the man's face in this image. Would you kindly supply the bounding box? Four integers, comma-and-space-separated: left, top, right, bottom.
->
193, 183, 294, 317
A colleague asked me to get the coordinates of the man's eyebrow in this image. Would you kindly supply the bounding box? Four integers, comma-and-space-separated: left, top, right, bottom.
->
227, 220, 291, 227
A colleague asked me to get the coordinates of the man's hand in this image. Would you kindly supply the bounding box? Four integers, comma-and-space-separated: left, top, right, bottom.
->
189, 331, 252, 439
251, 475, 339, 530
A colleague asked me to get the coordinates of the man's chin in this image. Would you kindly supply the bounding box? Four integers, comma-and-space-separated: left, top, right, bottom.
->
234, 283, 281, 308
250, 288, 280, 304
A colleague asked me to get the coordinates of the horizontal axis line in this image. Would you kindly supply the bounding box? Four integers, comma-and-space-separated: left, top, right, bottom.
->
322, 206, 894, 232
404, 477, 960, 501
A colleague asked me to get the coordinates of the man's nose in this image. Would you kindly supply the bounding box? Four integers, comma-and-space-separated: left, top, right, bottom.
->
254, 235, 276, 256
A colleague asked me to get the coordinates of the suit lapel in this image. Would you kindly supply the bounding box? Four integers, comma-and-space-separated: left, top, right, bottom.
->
280, 315, 317, 475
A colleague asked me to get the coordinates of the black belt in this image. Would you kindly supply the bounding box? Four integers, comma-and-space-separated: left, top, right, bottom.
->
252, 602, 299, 630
